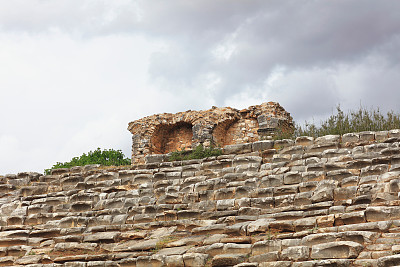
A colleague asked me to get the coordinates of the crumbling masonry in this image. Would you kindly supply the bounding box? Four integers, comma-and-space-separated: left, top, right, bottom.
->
128, 102, 293, 164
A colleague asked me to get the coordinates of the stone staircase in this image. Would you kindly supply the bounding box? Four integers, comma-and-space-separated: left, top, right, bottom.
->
1, 130, 400, 266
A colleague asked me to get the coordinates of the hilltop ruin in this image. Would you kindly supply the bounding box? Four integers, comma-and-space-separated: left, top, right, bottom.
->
128, 102, 293, 164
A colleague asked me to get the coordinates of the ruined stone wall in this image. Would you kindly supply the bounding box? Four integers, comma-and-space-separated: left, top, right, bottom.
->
2, 129, 400, 266
128, 102, 293, 164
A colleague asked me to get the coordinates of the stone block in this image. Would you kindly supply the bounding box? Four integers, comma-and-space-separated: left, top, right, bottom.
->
361, 164, 389, 176
83, 232, 120, 243
283, 171, 302, 185
377, 254, 400, 267
302, 233, 337, 246
311, 241, 363, 259
334, 186, 357, 201
252, 140, 274, 152
269, 220, 294, 232
212, 253, 247, 266
260, 175, 283, 187
232, 155, 262, 167
315, 135, 341, 145
251, 240, 282, 255
334, 211, 365, 226
145, 154, 165, 164
183, 253, 209, 267
259, 261, 291, 267
274, 184, 299, 196
249, 251, 279, 263
223, 243, 251, 255
281, 246, 310, 261
311, 180, 336, 203
342, 133, 359, 143
359, 131, 375, 141
192, 224, 227, 235
295, 136, 314, 146
281, 145, 304, 155
250, 197, 274, 209
223, 143, 253, 154
326, 169, 353, 182
164, 255, 184, 267
136, 255, 164, 267
316, 214, 335, 228
293, 217, 316, 231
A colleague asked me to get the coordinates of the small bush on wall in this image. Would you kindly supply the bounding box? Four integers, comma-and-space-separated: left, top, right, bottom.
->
168, 144, 222, 161
45, 148, 131, 175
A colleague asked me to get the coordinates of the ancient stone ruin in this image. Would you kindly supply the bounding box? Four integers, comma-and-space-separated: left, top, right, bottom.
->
2, 103, 400, 266
128, 102, 293, 164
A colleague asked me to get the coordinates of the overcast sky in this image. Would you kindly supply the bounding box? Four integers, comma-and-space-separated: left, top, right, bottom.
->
1, 0, 400, 174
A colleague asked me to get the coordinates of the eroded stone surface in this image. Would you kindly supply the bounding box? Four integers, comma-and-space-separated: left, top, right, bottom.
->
1, 129, 400, 266
128, 102, 293, 163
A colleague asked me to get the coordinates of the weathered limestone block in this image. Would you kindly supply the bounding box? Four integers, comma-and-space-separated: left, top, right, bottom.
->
192, 224, 227, 235
113, 239, 158, 252
224, 143, 253, 155
259, 261, 292, 267
311, 180, 337, 203
342, 133, 360, 144
365, 206, 400, 221
252, 140, 274, 152
296, 136, 314, 146
377, 254, 400, 267
379, 171, 400, 182
311, 241, 363, 259
136, 255, 164, 267
260, 175, 283, 187
212, 254, 247, 266
334, 186, 357, 201
83, 232, 120, 243
315, 135, 341, 145
281, 246, 310, 261
283, 171, 303, 185
334, 211, 365, 225
250, 197, 274, 209
294, 217, 316, 231
223, 243, 252, 254
361, 164, 389, 177
251, 240, 282, 256
164, 255, 185, 267
54, 242, 97, 252
274, 184, 299, 196
326, 169, 353, 182
183, 253, 209, 267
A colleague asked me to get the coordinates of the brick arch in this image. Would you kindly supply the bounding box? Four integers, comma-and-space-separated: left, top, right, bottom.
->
213, 118, 260, 146
150, 122, 193, 154
212, 119, 238, 147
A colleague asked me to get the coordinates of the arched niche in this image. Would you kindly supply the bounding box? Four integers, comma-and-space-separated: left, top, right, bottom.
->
213, 118, 259, 146
151, 122, 193, 154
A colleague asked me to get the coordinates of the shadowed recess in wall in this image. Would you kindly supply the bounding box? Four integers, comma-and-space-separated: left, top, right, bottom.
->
128, 102, 294, 164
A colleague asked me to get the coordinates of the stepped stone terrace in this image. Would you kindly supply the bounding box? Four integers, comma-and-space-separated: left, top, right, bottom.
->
128, 102, 294, 164
1, 129, 400, 266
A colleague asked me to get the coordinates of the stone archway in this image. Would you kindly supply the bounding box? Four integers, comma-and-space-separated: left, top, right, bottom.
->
151, 122, 193, 154
212, 119, 238, 147
213, 118, 260, 146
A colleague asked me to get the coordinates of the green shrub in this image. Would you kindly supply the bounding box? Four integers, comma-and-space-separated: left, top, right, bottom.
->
45, 148, 131, 175
276, 105, 400, 140
168, 144, 222, 161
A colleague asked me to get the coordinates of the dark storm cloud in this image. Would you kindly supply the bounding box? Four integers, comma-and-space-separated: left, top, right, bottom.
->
1, 0, 399, 117
133, 0, 400, 120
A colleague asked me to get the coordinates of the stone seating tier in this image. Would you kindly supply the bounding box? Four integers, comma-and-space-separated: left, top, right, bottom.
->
1, 129, 400, 266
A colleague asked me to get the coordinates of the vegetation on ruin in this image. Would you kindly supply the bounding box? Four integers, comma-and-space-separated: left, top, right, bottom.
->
168, 144, 222, 161
44, 148, 131, 175
274, 105, 400, 140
